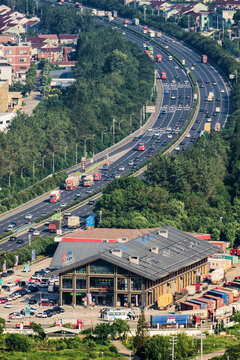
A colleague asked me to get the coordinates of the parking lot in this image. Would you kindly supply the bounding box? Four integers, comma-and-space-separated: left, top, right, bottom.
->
0, 255, 240, 331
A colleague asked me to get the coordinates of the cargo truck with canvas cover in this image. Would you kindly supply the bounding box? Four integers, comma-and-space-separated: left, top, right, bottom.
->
65, 175, 80, 190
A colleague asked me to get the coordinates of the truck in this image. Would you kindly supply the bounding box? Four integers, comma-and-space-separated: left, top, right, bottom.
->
207, 92, 214, 101
68, 216, 80, 229
138, 142, 145, 151
83, 175, 93, 187
65, 176, 79, 191
49, 220, 60, 233
215, 122, 221, 132
156, 54, 162, 62
75, 2, 82, 8
49, 190, 61, 203
93, 172, 102, 181
157, 294, 173, 310
150, 314, 190, 327
182, 59, 186, 66
156, 31, 161, 38
97, 10, 105, 16
124, 19, 129, 25
149, 30, 155, 38
86, 215, 96, 229
146, 46, 153, 55
186, 285, 196, 296
168, 55, 173, 61
103, 161, 110, 170
132, 18, 139, 26
202, 55, 208, 64
55, 318, 84, 329
216, 107, 220, 113
230, 246, 240, 256
211, 268, 224, 284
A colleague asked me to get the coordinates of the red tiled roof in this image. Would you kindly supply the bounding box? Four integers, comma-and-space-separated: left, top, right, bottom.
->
58, 34, 78, 39
37, 34, 58, 40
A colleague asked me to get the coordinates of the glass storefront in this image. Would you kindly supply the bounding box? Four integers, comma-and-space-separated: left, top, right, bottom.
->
62, 277, 73, 289
62, 291, 73, 305
76, 265, 86, 273
117, 294, 128, 307
131, 294, 141, 307
90, 277, 114, 291
117, 278, 128, 291
131, 277, 142, 291
90, 259, 114, 274
76, 277, 86, 289
117, 266, 128, 275
91, 292, 113, 306
76, 292, 86, 306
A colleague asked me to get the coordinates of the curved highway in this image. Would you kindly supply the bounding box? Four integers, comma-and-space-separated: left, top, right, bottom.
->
0, 11, 231, 254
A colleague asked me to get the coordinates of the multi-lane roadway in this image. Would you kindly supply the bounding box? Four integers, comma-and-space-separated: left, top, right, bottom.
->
0, 11, 231, 253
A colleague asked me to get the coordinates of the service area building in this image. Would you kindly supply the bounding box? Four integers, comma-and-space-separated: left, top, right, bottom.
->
49, 227, 217, 308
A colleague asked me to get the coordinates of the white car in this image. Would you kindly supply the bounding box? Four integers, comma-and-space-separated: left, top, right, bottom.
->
64, 211, 72, 217
220, 89, 225, 93
186, 133, 191, 138
60, 203, 67, 208
167, 127, 172, 131
5, 303, 12, 308
7, 296, 13, 301
191, 66, 195, 70
25, 214, 32, 220
36, 312, 48, 318
175, 66, 179, 69
115, 174, 121, 179
128, 160, 134, 166
168, 134, 173, 139
175, 146, 180, 151
33, 230, 40, 236
119, 166, 125, 171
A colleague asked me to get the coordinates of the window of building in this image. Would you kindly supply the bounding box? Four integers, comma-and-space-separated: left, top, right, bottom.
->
6, 121, 10, 123
5, 50, 12, 55
20, 50, 27, 54
8, 58, 12, 63
117, 278, 128, 291
76, 292, 86, 306
131, 294, 141, 307
131, 277, 142, 291
90, 259, 114, 274
20, 58, 26, 63
76, 277, 86, 289
62, 276, 73, 289
117, 266, 128, 275
20, 67, 27, 70
0, 121, 3, 124
62, 291, 72, 305
90, 277, 114, 291
76, 265, 86, 273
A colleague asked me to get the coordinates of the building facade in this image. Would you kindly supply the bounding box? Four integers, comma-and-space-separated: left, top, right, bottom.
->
1, 43, 31, 75
50, 227, 217, 308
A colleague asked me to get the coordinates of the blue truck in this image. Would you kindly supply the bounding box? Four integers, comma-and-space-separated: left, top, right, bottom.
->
150, 314, 190, 327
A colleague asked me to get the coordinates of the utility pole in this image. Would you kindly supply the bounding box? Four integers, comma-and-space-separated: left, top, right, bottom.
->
169, 335, 177, 360
32, 161, 36, 180
140, 108, 142, 128
200, 320, 203, 360
112, 118, 116, 144
144, 6, 146, 21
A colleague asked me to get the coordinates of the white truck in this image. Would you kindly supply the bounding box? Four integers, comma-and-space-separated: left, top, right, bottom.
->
68, 216, 80, 229
149, 31, 155, 38
208, 92, 214, 101
210, 268, 224, 284
216, 107, 220, 113
182, 59, 186, 66
156, 32, 161, 38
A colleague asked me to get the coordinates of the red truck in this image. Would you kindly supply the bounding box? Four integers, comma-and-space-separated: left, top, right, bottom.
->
65, 176, 79, 190
75, 2, 82, 8
49, 190, 61, 203
230, 246, 240, 256
156, 54, 162, 62
161, 72, 167, 80
93, 172, 102, 181
202, 55, 207, 64
83, 175, 93, 186
49, 220, 60, 233
124, 19, 129, 24
55, 318, 84, 329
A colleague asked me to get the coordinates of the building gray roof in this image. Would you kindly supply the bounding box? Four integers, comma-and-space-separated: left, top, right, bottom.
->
49, 226, 218, 281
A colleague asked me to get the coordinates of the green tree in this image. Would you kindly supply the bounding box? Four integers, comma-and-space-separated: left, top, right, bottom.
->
111, 319, 130, 340
30, 322, 45, 339
94, 323, 112, 340
133, 309, 149, 358
5, 333, 30, 352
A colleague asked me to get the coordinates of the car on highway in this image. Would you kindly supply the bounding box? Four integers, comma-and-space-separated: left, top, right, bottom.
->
60, 202, 67, 208
186, 133, 190, 138
75, 193, 81, 199
128, 160, 134, 166
16, 239, 24, 244
6, 223, 16, 232
9, 236, 17, 241
33, 230, 40, 236
118, 166, 125, 171
41, 212, 47, 217
164, 89, 169, 94
25, 214, 32, 220
64, 211, 72, 217
191, 66, 194, 70
28, 228, 35, 233
133, 137, 138, 141
220, 89, 225, 93
88, 200, 95, 206
147, 153, 153, 157
168, 134, 173, 138
216, 97, 220, 101
52, 306, 65, 314
161, 109, 166, 114
171, 95, 176, 100
175, 146, 180, 151
114, 174, 121, 179
86, 189, 93, 194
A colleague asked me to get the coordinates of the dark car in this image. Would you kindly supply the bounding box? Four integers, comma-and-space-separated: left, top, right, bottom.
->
9, 236, 17, 242
52, 306, 65, 314
7, 270, 14, 275
1, 272, 9, 277
133, 137, 138, 141
43, 310, 53, 317
28, 228, 35, 233
28, 299, 38, 305
16, 239, 24, 244
135, 157, 140, 162
88, 200, 95, 206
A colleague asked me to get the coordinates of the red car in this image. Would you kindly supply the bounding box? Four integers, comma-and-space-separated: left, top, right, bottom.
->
39, 300, 55, 306
147, 153, 153, 157
0, 297, 7, 303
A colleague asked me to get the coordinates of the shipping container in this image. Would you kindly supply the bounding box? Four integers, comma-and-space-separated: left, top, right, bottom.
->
198, 298, 215, 312
211, 268, 224, 284
188, 299, 208, 310
222, 254, 238, 266
209, 241, 228, 250
215, 305, 233, 318
204, 294, 224, 309
177, 308, 208, 319
215, 288, 233, 303
180, 301, 200, 311
207, 290, 229, 304
223, 286, 239, 298
229, 302, 240, 312
208, 258, 227, 270
150, 314, 190, 327
228, 281, 240, 289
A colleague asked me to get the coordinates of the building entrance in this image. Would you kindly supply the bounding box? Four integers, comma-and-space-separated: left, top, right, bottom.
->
91, 292, 113, 306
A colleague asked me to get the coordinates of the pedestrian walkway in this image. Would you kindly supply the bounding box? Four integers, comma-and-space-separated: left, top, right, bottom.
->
110, 340, 140, 359
193, 349, 225, 359
21, 70, 42, 116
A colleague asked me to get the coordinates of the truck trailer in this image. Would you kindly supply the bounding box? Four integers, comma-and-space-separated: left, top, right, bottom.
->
68, 216, 80, 229
65, 176, 79, 191
49, 190, 61, 203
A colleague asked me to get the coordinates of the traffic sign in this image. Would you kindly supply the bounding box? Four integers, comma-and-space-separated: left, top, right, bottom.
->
25, 308, 30, 316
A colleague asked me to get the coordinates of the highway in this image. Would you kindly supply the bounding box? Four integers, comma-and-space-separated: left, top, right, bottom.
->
0, 11, 231, 254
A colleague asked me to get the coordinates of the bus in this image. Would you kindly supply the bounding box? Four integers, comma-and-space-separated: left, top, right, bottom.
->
102, 308, 135, 321
138, 142, 145, 151
161, 72, 167, 80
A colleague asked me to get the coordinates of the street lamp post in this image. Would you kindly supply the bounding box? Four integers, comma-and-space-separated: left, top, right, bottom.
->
101, 129, 108, 144
64, 147, 67, 162
42, 155, 46, 168
130, 113, 134, 133
32, 161, 36, 180
52, 152, 56, 173
92, 135, 96, 157
84, 137, 91, 158
8, 172, 12, 187
112, 118, 116, 144
75, 142, 81, 165
21, 167, 25, 177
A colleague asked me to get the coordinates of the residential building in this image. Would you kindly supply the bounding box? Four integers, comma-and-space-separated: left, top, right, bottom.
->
212, 8, 237, 29
49, 227, 217, 307
50, 68, 76, 88
0, 57, 12, 84
58, 34, 78, 45
0, 42, 31, 77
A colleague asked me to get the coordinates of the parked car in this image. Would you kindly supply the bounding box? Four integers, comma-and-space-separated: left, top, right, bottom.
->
36, 312, 48, 318
9, 312, 24, 319
7, 270, 14, 275
4, 303, 12, 308
52, 306, 65, 314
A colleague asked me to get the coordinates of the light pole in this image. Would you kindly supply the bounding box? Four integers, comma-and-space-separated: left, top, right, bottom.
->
21, 167, 25, 177
112, 118, 116, 144
8, 172, 12, 187
52, 152, 56, 173
64, 147, 67, 162
140, 108, 143, 128
42, 155, 46, 168
84, 137, 91, 158
130, 113, 134, 133
75, 142, 81, 165
92, 135, 96, 157
32, 161, 36, 180
101, 128, 108, 144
